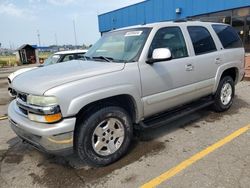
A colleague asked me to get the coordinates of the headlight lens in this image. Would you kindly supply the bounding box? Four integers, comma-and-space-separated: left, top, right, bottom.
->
27, 95, 58, 106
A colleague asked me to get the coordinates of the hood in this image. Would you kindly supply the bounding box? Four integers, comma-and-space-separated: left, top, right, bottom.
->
12, 60, 125, 95
8, 67, 38, 82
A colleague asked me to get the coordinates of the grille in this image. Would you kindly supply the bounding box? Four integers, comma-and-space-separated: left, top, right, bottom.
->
19, 107, 28, 115
16, 92, 28, 116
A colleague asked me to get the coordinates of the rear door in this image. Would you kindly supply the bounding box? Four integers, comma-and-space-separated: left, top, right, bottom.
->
185, 25, 221, 94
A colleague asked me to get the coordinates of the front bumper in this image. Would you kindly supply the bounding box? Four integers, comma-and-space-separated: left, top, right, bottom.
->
8, 101, 76, 155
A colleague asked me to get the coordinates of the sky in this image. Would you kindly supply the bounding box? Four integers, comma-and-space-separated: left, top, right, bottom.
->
0, 0, 144, 49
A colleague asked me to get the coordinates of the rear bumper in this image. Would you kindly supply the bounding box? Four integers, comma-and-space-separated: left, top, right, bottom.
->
8, 101, 76, 155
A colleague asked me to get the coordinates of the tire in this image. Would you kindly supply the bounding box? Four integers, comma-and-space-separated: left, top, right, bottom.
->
75, 106, 133, 167
213, 76, 235, 112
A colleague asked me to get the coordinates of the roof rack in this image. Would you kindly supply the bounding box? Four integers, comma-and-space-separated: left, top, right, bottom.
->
174, 18, 194, 22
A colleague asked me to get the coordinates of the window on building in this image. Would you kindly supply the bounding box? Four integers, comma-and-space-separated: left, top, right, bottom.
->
148, 27, 188, 59
212, 25, 243, 49
187, 26, 217, 55
245, 16, 250, 52
233, 7, 250, 17
232, 17, 245, 41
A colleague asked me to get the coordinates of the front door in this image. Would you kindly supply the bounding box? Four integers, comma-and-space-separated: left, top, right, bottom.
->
139, 26, 195, 117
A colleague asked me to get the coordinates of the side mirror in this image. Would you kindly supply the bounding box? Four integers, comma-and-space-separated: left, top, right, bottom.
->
147, 48, 172, 64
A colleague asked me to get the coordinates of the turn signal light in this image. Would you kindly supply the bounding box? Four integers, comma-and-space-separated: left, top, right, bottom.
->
45, 113, 62, 123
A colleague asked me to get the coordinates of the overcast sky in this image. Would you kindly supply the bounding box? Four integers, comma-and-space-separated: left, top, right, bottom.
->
0, 0, 144, 49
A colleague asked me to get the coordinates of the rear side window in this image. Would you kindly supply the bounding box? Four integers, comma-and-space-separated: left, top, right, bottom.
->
187, 26, 217, 55
212, 25, 243, 49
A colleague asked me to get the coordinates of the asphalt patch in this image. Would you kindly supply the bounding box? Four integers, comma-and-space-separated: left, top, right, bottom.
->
0, 96, 12, 105
204, 96, 250, 123
121, 174, 137, 184
1, 138, 28, 165
29, 140, 165, 187
0, 82, 8, 88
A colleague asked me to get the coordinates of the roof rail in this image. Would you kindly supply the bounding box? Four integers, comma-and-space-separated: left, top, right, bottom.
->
174, 18, 194, 22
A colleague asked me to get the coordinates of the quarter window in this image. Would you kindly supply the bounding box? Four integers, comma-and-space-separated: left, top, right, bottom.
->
188, 26, 217, 55
212, 25, 243, 49
148, 27, 188, 59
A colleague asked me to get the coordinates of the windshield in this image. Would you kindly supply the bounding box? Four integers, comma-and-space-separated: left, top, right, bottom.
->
42, 54, 61, 66
85, 28, 151, 63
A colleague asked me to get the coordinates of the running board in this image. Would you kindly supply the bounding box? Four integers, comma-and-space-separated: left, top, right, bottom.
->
138, 97, 214, 129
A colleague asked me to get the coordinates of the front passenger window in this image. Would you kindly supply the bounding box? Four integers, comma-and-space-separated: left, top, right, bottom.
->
148, 27, 188, 59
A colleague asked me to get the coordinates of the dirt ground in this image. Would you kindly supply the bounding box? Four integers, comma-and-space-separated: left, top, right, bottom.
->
0, 66, 250, 188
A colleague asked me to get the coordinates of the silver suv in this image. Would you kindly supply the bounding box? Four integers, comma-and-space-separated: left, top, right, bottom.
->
8, 21, 245, 166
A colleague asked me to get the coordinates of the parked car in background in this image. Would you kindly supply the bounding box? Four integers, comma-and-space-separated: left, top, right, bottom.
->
8, 49, 88, 97
8, 21, 245, 167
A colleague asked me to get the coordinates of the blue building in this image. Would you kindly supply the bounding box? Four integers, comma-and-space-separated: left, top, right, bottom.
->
98, 0, 250, 52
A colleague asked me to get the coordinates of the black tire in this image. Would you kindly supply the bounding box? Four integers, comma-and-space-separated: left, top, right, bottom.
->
75, 106, 133, 167
213, 76, 235, 112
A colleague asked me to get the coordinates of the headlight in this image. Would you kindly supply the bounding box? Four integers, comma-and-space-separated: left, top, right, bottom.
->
25, 95, 62, 123
27, 95, 58, 106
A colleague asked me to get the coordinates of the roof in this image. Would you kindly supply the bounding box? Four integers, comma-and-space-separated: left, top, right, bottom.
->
55, 49, 88, 55
17, 44, 37, 50
112, 20, 226, 32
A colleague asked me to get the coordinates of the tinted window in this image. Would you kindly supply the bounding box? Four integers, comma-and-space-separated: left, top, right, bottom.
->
212, 25, 243, 49
148, 27, 188, 59
62, 54, 75, 62
74, 53, 86, 60
188, 26, 217, 55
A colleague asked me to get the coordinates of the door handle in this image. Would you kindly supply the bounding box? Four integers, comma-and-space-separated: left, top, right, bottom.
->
185, 64, 194, 71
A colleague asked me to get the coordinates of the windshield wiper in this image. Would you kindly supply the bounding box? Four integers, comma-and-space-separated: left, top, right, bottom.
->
92, 56, 114, 62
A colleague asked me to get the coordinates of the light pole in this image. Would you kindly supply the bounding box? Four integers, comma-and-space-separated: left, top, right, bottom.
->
54, 33, 58, 46
37, 30, 41, 47
73, 19, 78, 49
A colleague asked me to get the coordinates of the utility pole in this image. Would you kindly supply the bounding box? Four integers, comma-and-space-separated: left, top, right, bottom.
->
37, 30, 41, 47
73, 19, 77, 48
54, 33, 58, 46
9, 41, 12, 50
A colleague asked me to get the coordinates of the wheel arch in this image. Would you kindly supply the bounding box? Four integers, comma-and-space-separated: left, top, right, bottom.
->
213, 66, 239, 93
75, 94, 139, 124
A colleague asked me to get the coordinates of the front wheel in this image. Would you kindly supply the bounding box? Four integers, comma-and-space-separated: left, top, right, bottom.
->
75, 106, 133, 167
213, 76, 235, 112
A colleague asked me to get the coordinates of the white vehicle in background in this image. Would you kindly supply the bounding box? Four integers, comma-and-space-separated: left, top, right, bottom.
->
8, 49, 88, 97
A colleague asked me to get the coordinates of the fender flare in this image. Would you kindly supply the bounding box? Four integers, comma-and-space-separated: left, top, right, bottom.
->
67, 84, 143, 123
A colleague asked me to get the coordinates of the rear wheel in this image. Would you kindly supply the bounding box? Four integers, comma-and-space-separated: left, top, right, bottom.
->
75, 106, 133, 167
213, 76, 235, 112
